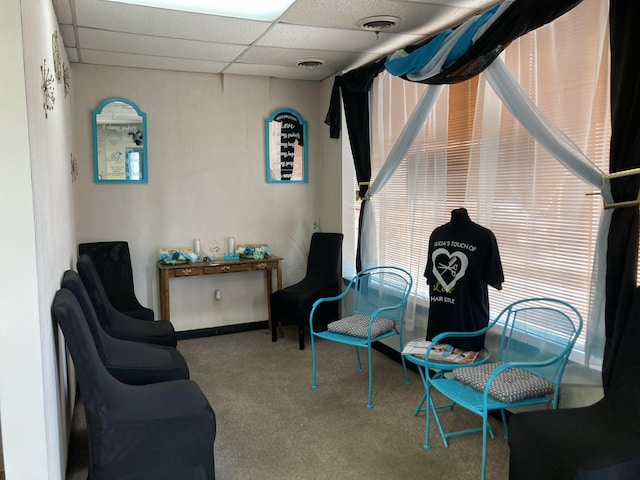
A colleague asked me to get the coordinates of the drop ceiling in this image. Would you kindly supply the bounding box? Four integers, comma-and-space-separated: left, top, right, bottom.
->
52, 0, 500, 82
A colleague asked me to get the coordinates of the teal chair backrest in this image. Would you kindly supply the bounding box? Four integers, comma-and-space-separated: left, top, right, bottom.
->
496, 297, 583, 390
350, 266, 413, 322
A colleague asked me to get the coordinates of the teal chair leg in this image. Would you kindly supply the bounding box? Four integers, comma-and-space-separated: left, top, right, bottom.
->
354, 346, 363, 371
414, 367, 459, 417
311, 334, 318, 390
367, 345, 373, 409
481, 411, 489, 480
500, 408, 509, 439
423, 370, 449, 449
398, 334, 411, 386
399, 349, 411, 386
414, 392, 427, 416
425, 387, 449, 449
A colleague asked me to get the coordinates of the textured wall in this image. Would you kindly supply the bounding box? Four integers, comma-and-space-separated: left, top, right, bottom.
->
71, 65, 342, 331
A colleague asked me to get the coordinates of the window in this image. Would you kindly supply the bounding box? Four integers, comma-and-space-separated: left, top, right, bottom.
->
360, 0, 610, 357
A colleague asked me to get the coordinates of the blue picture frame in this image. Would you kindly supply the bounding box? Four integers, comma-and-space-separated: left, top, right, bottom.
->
93, 97, 148, 184
265, 108, 308, 184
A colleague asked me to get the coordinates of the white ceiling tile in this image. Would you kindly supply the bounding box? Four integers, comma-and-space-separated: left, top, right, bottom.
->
74, 0, 270, 44
77, 28, 247, 62
65, 47, 79, 63
223, 63, 327, 81
52, 0, 74, 24
237, 46, 356, 70
281, 0, 471, 35
345, 51, 394, 72
396, 0, 498, 8
59, 24, 76, 48
80, 49, 229, 73
55, 0, 499, 81
257, 24, 422, 54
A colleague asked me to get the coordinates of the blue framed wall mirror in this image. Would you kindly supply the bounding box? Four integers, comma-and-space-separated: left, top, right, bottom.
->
265, 109, 308, 184
93, 98, 148, 183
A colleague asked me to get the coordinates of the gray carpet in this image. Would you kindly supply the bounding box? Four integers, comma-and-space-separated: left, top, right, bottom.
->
67, 328, 509, 479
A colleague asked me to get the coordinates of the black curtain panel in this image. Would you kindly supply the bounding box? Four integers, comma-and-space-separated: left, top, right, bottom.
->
602, 0, 640, 393
325, 59, 385, 271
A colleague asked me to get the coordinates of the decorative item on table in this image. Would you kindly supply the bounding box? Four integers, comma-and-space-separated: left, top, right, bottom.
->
206, 241, 221, 261
223, 252, 239, 261
237, 244, 272, 259
227, 236, 235, 256
157, 247, 198, 265
223, 236, 239, 260
193, 238, 201, 258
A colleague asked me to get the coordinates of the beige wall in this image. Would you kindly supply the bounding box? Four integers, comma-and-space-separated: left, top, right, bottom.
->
1, 0, 77, 478
71, 66, 342, 331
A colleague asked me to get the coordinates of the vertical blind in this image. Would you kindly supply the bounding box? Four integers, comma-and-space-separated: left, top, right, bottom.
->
366, 0, 610, 353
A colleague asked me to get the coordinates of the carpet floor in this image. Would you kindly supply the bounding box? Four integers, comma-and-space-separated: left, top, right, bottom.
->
66, 327, 510, 479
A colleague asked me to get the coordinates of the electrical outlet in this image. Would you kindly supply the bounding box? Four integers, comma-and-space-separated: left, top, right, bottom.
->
214, 289, 222, 305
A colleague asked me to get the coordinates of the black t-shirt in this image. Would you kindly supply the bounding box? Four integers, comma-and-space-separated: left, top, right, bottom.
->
424, 209, 504, 351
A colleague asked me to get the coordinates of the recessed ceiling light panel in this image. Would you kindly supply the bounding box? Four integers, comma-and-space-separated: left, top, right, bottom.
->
102, 0, 296, 21
357, 15, 402, 32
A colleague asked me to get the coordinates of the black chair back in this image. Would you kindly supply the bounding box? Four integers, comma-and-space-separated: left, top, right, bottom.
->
52, 289, 120, 448
61, 269, 189, 384
61, 269, 109, 361
79, 241, 154, 320
77, 253, 177, 347
77, 253, 114, 329
606, 286, 640, 399
306, 232, 344, 281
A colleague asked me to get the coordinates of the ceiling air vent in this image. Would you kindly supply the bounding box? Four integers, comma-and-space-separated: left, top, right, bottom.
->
294, 58, 326, 69
357, 15, 402, 32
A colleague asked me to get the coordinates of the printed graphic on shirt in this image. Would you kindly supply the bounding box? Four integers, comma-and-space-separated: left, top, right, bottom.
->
431, 247, 469, 293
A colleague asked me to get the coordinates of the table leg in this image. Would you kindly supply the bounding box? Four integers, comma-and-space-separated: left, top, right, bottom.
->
267, 270, 273, 333
276, 258, 282, 290
268, 260, 284, 338
159, 268, 170, 320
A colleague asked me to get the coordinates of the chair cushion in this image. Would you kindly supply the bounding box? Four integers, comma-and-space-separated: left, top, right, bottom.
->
452, 361, 556, 403
328, 314, 396, 338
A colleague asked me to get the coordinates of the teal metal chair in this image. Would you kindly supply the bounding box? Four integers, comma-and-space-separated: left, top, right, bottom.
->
310, 266, 413, 408
422, 297, 583, 480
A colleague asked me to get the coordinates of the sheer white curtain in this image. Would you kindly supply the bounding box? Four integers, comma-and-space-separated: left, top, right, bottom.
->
477, 55, 610, 367
368, 77, 446, 330
364, 0, 610, 364
468, 0, 610, 366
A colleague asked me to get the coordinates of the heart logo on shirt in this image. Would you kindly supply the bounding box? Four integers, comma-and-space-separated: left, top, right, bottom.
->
432, 248, 469, 292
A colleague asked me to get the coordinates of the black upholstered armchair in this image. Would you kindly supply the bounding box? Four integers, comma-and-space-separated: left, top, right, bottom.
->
61, 270, 189, 385
79, 241, 154, 320
77, 254, 177, 347
270, 232, 343, 350
53, 288, 216, 480
508, 286, 640, 479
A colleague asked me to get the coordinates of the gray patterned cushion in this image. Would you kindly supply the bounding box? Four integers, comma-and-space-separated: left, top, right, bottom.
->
327, 314, 396, 338
452, 362, 556, 403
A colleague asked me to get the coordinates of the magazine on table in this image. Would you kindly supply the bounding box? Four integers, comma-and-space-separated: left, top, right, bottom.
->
402, 338, 479, 364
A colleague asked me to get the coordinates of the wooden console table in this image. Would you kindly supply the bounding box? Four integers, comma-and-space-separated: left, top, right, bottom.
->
157, 256, 283, 329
